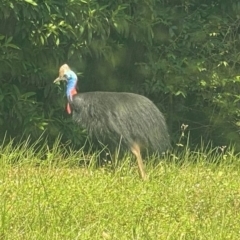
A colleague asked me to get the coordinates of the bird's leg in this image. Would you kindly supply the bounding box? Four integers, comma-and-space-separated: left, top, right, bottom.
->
131, 143, 147, 180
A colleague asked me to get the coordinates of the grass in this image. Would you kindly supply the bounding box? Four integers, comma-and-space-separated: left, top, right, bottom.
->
0, 138, 240, 239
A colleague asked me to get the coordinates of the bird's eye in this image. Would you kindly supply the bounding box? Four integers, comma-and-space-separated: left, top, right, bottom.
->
63, 75, 68, 81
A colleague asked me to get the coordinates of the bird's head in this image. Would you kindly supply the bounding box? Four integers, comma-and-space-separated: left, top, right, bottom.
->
54, 64, 72, 83
54, 64, 78, 102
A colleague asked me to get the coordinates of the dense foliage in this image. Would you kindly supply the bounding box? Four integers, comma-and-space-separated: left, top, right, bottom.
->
1, 0, 240, 149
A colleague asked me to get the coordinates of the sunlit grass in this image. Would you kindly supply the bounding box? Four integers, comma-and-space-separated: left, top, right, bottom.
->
0, 138, 240, 239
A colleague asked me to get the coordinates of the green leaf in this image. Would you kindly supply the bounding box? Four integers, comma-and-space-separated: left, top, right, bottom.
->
175, 91, 186, 98
56, 38, 60, 46
24, 0, 37, 6
5, 43, 20, 50
22, 92, 36, 99
40, 35, 45, 45
6, 36, 13, 43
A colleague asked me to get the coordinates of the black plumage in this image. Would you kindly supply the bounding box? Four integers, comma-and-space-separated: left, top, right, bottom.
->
71, 92, 170, 153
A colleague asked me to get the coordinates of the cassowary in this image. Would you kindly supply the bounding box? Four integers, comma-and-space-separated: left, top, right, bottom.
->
54, 64, 170, 180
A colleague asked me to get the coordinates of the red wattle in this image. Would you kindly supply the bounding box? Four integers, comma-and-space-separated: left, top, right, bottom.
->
67, 103, 71, 114
71, 88, 77, 95
66, 87, 77, 114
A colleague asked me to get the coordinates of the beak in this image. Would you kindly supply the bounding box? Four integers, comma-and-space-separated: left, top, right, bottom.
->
53, 77, 60, 83
53, 76, 67, 83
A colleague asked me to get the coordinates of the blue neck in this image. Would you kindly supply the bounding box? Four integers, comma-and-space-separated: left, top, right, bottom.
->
65, 70, 78, 100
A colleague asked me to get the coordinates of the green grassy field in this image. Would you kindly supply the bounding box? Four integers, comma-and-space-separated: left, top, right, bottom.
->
0, 139, 240, 239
